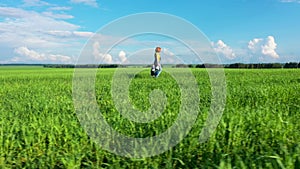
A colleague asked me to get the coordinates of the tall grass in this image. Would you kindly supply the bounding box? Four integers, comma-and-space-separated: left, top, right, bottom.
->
0, 67, 299, 168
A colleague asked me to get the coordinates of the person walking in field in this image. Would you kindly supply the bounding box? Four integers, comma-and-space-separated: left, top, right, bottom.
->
151, 47, 162, 78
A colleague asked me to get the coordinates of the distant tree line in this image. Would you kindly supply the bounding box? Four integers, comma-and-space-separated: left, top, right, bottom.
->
43, 64, 119, 68
1, 62, 299, 69
224, 62, 300, 69
44, 64, 75, 68
225, 63, 283, 69
180, 62, 300, 69
283, 62, 300, 68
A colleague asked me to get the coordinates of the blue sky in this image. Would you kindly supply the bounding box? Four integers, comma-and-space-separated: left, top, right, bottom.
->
0, 0, 299, 64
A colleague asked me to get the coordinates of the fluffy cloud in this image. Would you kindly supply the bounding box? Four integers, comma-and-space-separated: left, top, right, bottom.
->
73, 31, 95, 38
212, 40, 236, 60
118, 50, 127, 63
42, 11, 74, 19
162, 48, 175, 57
0, 7, 36, 18
46, 30, 94, 38
0, 7, 80, 47
93, 41, 113, 63
262, 36, 279, 58
248, 36, 279, 59
47, 7, 72, 11
15, 46, 46, 61
14, 46, 73, 63
22, 0, 50, 7
248, 38, 262, 52
70, 0, 98, 7
210, 36, 280, 63
0, 5, 94, 63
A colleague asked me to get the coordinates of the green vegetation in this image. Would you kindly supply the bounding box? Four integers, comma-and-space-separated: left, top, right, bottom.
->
0, 67, 299, 168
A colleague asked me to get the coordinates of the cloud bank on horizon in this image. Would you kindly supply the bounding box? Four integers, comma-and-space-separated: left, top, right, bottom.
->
0, 0, 299, 64
212, 36, 280, 63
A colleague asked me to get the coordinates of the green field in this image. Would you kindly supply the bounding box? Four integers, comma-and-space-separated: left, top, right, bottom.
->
0, 67, 299, 168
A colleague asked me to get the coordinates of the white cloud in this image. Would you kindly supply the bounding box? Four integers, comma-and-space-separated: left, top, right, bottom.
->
22, 0, 50, 7
70, 0, 98, 7
46, 30, 94, 38
14, 46, 46, 61
42, 11, 74, 19
47, 7, 72, 11
262, 36, 279, 59
118, 50, 127, 63
248, 38, 263, 52
162, 48, 175, 57
248, 36, 279, 59
48, 54, 73, 62
46, 30, 73, 37
14, 46, 73, 63
0, 7, 36, 18
93, 41, 113, 63
73, 31, 94, 38
0, 7, 79, 38
0, 6, 95, 63
212, 40, 236, 59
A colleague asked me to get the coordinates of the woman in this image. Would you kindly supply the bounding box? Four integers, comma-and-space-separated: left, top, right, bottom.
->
151, 47, 162, 78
